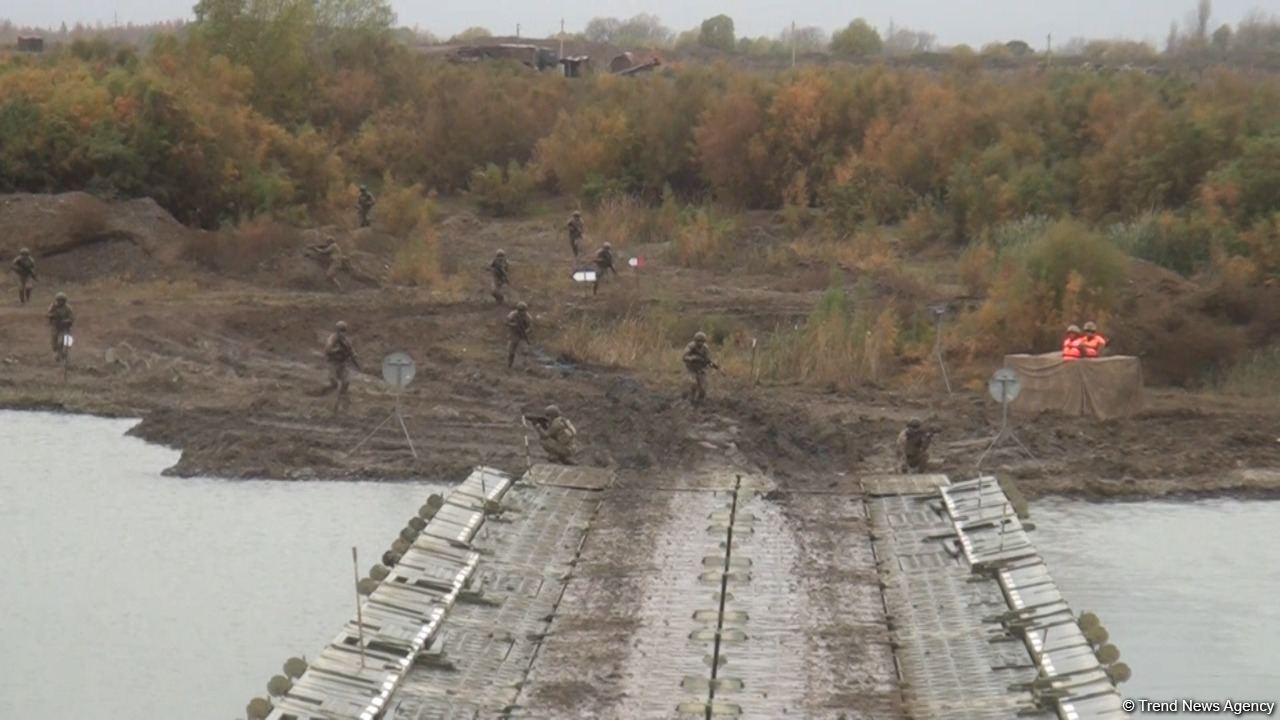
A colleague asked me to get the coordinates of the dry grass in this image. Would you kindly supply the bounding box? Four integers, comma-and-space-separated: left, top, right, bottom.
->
670, 208, 736, 268
183, 218, 299, 274
389, 227, 446, 287
377, 175, 436, 238
592, 194, 680, 250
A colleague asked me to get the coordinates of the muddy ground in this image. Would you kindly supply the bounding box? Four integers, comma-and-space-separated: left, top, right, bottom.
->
1, 192, 1278, 500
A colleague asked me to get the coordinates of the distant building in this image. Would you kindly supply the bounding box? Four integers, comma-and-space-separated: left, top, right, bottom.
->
17, 36, 45, 53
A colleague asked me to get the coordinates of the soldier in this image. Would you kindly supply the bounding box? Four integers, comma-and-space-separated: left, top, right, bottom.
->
682, 331, 718, 405
896, 418, 933, 474
488, 249, 510, 304
535, 405, 578, 464
12, 247, 36, 304
357, 185, 376, 228
592, 242, 617, 296
566, 210, 584, 258
307, 236, 349, 291
321, 321, 360, 413
47, 291, 74, 358
506, 301, 532, 368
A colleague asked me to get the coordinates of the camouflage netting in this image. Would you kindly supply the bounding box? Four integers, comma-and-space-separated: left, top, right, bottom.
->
1004, 353, 1145, 420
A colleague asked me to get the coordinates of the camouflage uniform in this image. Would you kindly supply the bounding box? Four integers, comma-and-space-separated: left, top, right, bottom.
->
309, 238, 348, 290
489, 251, 510, 304
566, 212, 584, 257
47, 295, 74, 355
506, 304, 531, 368
12, 249, 36, 304
537, 406, 578, 464
357, 187, 376, 228
896, 419, 932, 474
322, 323, 359, 412
682, 333, 716, 405
592, 243, 617, 296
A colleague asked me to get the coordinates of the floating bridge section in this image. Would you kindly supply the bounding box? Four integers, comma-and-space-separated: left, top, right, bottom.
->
257, 468, 1126, 720
866, 474, 1128, 719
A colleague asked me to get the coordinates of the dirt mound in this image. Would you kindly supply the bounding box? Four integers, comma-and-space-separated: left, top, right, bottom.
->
181, 222, 391, 291
0, 192, 196, 283
1113, 259, 1280, 385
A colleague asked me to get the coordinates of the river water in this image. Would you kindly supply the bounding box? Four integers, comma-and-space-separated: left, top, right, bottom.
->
1033, 497, 1280, 709
0, 411, 445, 720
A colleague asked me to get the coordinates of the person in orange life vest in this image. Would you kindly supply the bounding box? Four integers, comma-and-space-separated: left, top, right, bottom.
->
1078, 321, 1108, 358
1062, 324, 1083, 361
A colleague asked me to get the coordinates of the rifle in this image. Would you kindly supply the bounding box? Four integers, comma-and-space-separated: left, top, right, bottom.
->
523, 414, 550, 430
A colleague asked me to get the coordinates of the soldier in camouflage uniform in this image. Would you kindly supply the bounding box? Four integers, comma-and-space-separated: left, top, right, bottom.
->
307, 236, 349, 291
488, 249, 510, 304
47, 292, 74, 358
357, 186, 376, 228
896, 418, 933, 474
592, 242, 617, 296
535, 405, 578, 464
566, 211, 584, 258
506, 302, 532, 368
12, 247, 36, 304
321, 321, 360, 413
682, 331, 718, 405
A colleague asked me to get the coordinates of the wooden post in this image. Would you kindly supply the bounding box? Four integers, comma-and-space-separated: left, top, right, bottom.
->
352, 547, 366, 668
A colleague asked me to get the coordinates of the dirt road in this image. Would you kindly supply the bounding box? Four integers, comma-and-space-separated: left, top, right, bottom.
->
1, 192, 1278, 499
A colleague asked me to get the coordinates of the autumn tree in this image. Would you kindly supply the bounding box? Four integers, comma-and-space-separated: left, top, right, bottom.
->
831, 19, 882, 57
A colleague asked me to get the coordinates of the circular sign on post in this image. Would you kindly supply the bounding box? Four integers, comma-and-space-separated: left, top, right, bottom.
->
382, 351, 416, 389
988, 368, 1022, 403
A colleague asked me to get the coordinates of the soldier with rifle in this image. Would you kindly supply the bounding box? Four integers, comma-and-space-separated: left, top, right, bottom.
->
566, 211, 584, 258
12, 247, 36, 304
896, 418, 934, 474
682, 331, 718, 405
322, 320, 360, 414
525, 405, 578, 464
488, 249, 510, 304
506, 302, 532, 368
592, 242, 617, 296
357, 185, 376, 228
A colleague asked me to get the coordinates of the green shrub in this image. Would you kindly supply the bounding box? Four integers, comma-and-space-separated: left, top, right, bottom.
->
469, 161, 535, 217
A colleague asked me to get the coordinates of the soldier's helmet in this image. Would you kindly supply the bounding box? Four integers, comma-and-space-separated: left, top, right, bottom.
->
603, 242, 612, 249
359, 184, 368, 191
1083, 321, 1098, 332
572, 210, 581, 217
516, 301, 528, 311
1067, 324, 1082, 334
55, 291, 67, 302
907, 417, 923, 429
495, 249, 505, 256
694, 331, 707, 343
545, 405, 561, 418
19, 247, 30, 255
335, 320, 348, 332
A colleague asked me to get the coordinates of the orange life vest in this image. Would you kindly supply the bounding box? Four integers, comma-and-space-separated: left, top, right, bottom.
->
1079, 333, 1108, 358
1062, 335, 1082, 361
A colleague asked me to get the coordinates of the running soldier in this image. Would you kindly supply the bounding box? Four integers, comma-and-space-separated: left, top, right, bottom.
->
488, 249, 510, 304
322, 321, 360, 413
357, 186, 376, 228
47, 292, 74, 358
12, 248, 36, 304
506, 302, 532, 368
592, 242, 617, 296
682, 331, 718, 405
896, 418, 933, 474
566, 211, 584, 257
307, 236, 349, 291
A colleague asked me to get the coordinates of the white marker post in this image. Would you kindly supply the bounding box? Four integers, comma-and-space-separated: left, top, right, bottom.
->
352, 546, 366, 668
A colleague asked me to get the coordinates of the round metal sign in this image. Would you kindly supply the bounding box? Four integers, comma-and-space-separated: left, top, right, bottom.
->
382, 351, 416, 389
988, 368, 1022, 403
